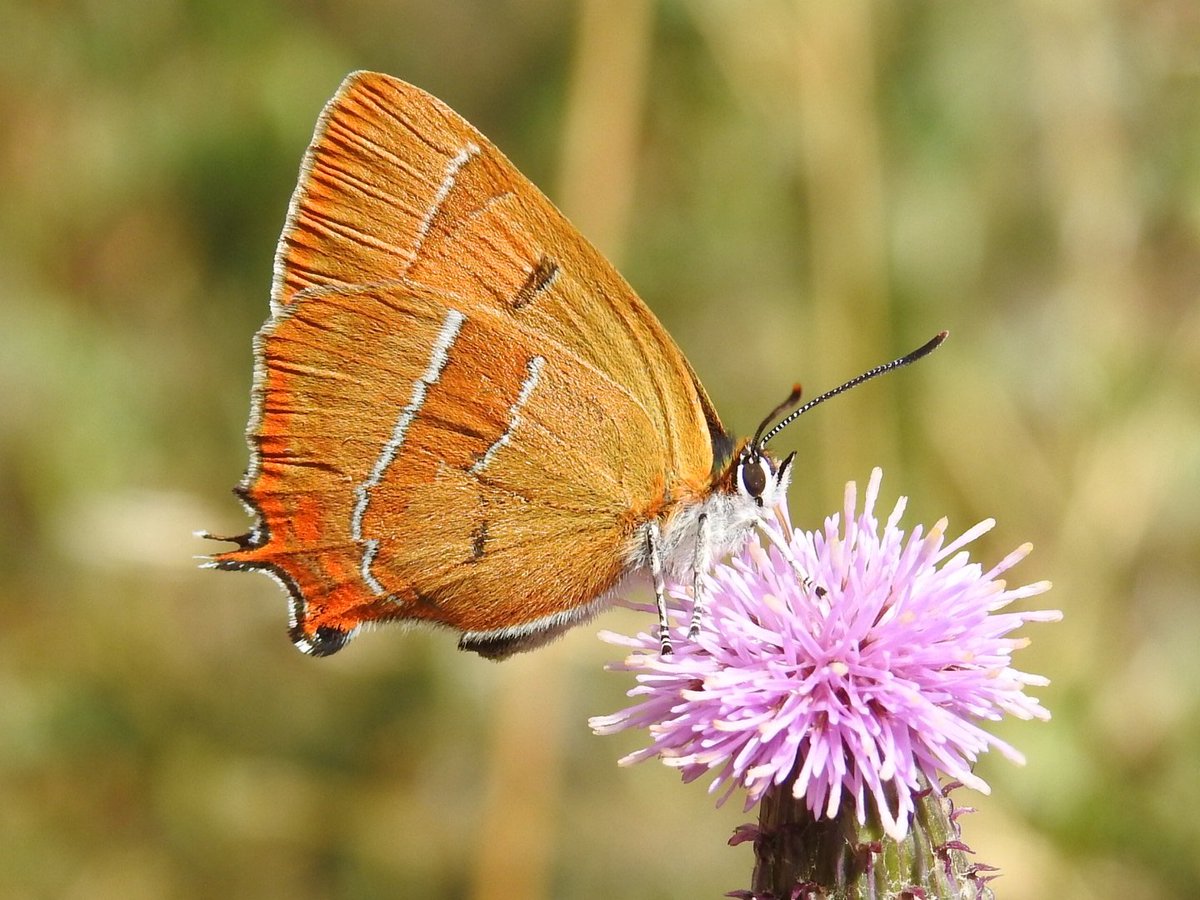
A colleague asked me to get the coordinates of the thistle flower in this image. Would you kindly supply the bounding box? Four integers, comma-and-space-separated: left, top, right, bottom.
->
590, 469, 1059, 843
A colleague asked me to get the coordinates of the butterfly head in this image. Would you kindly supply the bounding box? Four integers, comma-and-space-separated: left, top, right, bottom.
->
722, 439, 795, 512
711, 380, 804, 513
690, 439, 793, 575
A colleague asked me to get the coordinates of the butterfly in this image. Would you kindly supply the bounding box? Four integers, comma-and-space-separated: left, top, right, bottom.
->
206, 71, 944, 660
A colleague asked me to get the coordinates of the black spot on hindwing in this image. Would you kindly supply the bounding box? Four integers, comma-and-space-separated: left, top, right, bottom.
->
471, 520, 489, 560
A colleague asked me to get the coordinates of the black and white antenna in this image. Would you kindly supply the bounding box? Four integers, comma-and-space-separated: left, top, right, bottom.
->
756, 331, 948, 448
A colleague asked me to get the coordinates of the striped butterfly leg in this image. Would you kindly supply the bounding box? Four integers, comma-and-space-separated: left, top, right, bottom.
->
687, 512, 711, 640
646, 521, 672, 655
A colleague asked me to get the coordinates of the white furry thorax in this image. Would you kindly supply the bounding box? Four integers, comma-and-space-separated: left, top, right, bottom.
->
625, 449, 794, 581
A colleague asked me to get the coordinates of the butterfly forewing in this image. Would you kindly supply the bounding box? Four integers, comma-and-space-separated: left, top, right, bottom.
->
277, 71, 724, 471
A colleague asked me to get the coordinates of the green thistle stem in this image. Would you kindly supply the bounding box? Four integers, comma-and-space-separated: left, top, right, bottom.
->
737, 772, 995, 899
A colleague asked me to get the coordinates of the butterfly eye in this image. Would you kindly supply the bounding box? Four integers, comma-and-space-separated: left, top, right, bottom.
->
739, 455, 768, 503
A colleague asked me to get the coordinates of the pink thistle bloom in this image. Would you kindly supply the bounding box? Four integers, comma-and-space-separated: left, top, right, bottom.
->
590, 468, 1060, 841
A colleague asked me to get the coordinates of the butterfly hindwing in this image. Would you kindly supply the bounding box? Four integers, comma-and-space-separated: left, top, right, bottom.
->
217, 281, 667, 653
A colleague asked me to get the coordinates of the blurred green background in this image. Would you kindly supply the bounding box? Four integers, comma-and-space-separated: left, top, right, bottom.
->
3, 0, 1198, 897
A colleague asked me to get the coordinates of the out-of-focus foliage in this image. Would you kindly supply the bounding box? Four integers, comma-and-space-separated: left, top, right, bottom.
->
2, 1, 1197, 897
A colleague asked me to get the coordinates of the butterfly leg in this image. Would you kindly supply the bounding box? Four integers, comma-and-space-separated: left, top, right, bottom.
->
687, 513, 711, 640
793, 565, 815, 592
789, 561, 827, 598
761, 518, 827, 598
647, 521, 672, 655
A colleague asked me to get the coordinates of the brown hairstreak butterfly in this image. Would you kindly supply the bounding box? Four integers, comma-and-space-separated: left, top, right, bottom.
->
205, 72, 945, 660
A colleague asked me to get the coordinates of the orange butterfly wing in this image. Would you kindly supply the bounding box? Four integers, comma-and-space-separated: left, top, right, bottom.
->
274, 71, 728, 470
215, 72, 730, 656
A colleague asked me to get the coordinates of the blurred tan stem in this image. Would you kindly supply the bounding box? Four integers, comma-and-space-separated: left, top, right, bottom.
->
470, 644, 568, 900
793, 1, 896, 498
469, 1, 654, 898
558, 0, 655, 260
